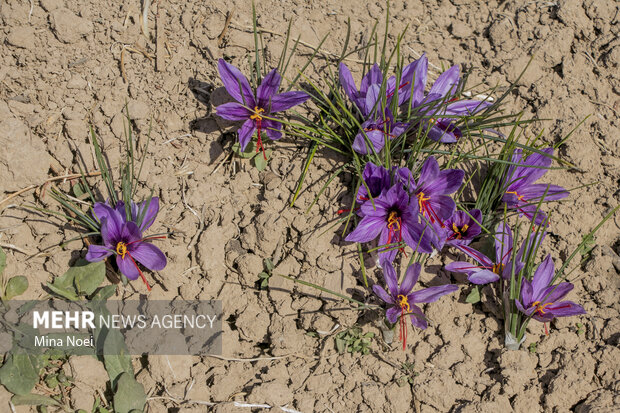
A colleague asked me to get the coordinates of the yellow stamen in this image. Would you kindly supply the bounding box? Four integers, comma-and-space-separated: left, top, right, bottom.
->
452, 223, 469, 239
116, 242, 127, 259
492, 263, 504, 275
250, 106, 264, 121
387, 211, 401, 231
417, 192, 430, 213
397, 294, 410, 312
505, 190, 526, 202
531, 301, 552, 315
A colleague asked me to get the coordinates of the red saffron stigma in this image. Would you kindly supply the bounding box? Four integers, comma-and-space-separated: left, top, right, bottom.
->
127, 253, 151, 291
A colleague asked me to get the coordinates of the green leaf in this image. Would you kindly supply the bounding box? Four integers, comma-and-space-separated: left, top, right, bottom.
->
0, 352, 40, 395
44, 374, 58, 389
253, 151, 269, 171
264, 258, 274, 272
335, 338, 345, 354
0, 246, 6, 275
103, 330, 133, 385
91, 285, 117, 301
46, 282, 79, 301
112, 373, 146, 413
5, 276, 28, 299
73, 261, 106, 295
465, 286, 481, 304
11, 393, 59, 406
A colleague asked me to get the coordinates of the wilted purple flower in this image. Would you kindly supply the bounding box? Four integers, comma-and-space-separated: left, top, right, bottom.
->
86, 201, 166, 290
516, 255, 585, 331
373, 259, 458, 349
345, 184, 433, 262
351, 109, 408, 155
356, 162, 391, 205
215, 59, 310, 158
413, 156, 464, 225
406, 54, 491, 143
502, 148, 569, 225
445, 223, 518, 284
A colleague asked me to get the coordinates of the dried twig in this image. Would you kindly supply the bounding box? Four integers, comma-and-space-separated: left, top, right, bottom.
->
217, 10, 234, 47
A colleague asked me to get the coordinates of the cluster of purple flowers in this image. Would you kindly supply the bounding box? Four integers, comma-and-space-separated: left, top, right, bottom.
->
340, 54, 491, 153
347, 145, 581, 344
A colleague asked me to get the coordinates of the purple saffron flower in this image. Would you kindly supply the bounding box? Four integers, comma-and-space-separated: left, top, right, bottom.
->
356, 162, 391, 205
215, 59, 310, 158
373, 260, 458, 349
413, 156, 464, 225
444, 209, 483, 247
515, 255, 585, 326
345, 184, 433, 262
502, 148, 569, 225
351, 109, 408, 155
407, 54, 491, 143
340, 63, 413, 116
445, 223, 519, 284
85, 201, 166, 290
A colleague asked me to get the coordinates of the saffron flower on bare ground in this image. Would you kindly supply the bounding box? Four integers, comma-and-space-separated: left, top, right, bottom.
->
515, 254, 585, 334
373, 259, 458, 349
85, 200, 166, 291
215, 59, 310, 159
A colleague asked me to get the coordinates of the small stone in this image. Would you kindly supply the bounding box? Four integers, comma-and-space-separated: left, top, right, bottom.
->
7, 26, 36, 49
127, 99, 150, 120
50, 8, 93, 44
67, 75, 87, 89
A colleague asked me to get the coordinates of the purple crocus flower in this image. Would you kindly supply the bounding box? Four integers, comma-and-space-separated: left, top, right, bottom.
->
340, 63, 415, 116
516, 255, 585, 330
373, 260, 458, 349
214, 59, 310, 158
445, 223, 519, 284
351, 109, 408, 155
356, 162, 391, 205
407, 54, 491, 143
85, 201, 166, 290
502, 148, 569, 225
432, 209, 483, 251
413, 156, 464, 225
345, 184, 433, 262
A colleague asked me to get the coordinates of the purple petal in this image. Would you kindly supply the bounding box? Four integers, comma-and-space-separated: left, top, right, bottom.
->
85, 245, 113, 262
418, 156, 440, 185
409, 305, 428, 330
429, 65, 460, 97
455, 244, 494, 267
256, 68, 282, 108
136, 197, 159, 232
446, 100, 491, 115
402, 221, 434, 254
270, 91, 309, 113
120, 221, 142, 244
238, 119, 256, 151
445, 261, 478, 275
116, 255, 140, 280
215, 102, 251, 121
494, 223, 514, 265
373, 284, 395, 305
409, 284, 459, 303
409, 54, 428, 107
382, 260, 399, 298
426, 121, 460, 143
399, 263, 421, 295
364, 84, 382, 116
345, 216, 384, 243
129, 242, 167, 271
339, 62, 358, 102
547, 301, 586, 318
386, 306, 401, 324
217, 59, 255, 107
360, 64, 383, 94
538, 282, 573, 305
519, 184, 569, 202
531, 254, 555, 296
427, 195, 456, 222
94, 203, 122, 243
425, 169, 465, 195
352, 129, 385, 155
468, 269, 500, 284
262, 119, 283, 141
520, 279, 533, 306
